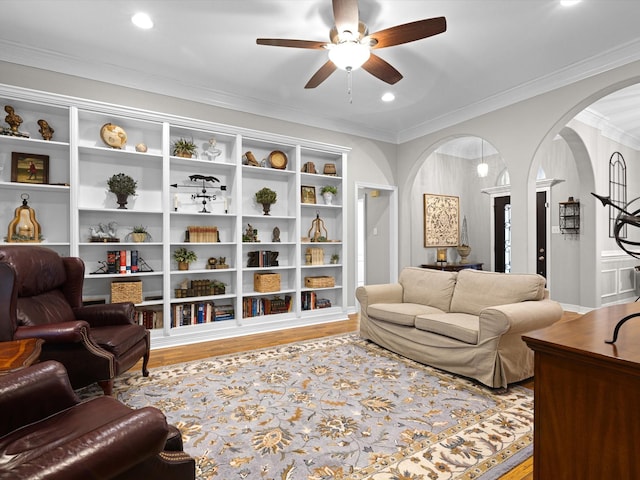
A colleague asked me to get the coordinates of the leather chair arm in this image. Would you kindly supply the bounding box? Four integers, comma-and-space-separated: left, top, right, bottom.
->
0, 361, 80, 437
14, 321, 91, 343
74, 302, 136, 327
8, 407, 170, 480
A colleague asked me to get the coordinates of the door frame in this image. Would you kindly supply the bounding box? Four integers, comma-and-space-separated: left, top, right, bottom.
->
354, 182, 398, 288
482, 179, 561, 285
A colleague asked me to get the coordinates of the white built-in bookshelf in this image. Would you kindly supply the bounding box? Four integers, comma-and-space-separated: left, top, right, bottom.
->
0, 84, 348, 348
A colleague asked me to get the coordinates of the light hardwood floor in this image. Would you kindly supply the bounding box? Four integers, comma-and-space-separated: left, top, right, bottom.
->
134, 311, 581, 480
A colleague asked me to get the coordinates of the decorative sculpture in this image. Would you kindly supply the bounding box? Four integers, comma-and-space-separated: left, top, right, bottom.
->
592, 192, 640, 343
37, 119, 54, 140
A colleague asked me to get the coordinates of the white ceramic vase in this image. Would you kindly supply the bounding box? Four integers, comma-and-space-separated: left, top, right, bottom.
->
322, 192, 333, 205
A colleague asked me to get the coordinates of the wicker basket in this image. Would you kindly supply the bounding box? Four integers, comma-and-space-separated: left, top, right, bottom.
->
304, 276, 335, 288
254, 272, 281, 292
111, 280, 143, 304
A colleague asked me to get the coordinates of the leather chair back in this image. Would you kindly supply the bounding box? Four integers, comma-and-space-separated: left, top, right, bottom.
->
0, 246, 85, 327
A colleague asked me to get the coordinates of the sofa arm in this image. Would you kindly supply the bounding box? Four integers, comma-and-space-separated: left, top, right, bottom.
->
356, 283, 404, 312
0, 361, 80, 437
14, 320, 91, 343
479, 299, 563, 343
74, 302, 136, 327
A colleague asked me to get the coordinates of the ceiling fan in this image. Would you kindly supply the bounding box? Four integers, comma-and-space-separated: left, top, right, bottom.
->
256, 0, 446, 89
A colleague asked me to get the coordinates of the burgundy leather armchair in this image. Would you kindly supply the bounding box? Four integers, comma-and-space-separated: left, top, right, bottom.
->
0, 360, 195, 479
0, 246, 150, 395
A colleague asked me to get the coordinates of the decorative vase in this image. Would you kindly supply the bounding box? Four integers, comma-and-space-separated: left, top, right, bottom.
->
322, 192, 334, 205
261, 203, 272, 216
457, 245, 471, 264
178, 261, 189, 271
116, 193, 129, 209
132, 232, 147, 243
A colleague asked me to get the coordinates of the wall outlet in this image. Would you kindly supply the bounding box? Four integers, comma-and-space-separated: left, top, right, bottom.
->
552, 225, 560, 234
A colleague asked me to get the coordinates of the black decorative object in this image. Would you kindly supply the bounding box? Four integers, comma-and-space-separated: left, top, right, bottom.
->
593, 192, 640, 343
170, 174, 225, 213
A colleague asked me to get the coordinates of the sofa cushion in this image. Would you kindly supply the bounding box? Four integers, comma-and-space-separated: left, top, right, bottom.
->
415, 312, 479, 344
399, 267, 457, 312
450, 269, 546, 315
368, 303, 445, 326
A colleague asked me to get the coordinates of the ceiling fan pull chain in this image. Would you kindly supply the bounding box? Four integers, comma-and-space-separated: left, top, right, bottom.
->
347, 66, 353, 104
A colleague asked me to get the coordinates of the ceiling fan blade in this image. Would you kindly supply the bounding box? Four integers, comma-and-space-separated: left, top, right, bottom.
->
368, 17, 447, 49
305, 61, 338, 89
362, 54, 403, 85
332, 0, 359, 34
256, 38, 327, 49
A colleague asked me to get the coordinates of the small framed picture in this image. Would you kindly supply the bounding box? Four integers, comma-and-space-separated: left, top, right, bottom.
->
301, 185, 316, 204
11, 152, 49, 184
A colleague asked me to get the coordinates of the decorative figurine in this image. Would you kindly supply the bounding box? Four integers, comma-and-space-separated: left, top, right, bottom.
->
89, 222, 119, 242
4, 105, 28, 137
37, 119, 54, 140
243, 224, 258, 242
202, 137, 221, 161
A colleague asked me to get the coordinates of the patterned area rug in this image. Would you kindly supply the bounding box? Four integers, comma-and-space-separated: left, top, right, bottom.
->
105, 335, 533, 479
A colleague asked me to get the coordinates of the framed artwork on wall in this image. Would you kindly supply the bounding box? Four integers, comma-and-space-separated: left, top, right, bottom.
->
11, 152, 49, 184
301, 185, 316, 204
423, 193, 459, 247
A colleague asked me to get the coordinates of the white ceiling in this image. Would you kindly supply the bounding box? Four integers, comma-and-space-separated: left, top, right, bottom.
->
2, 0, 640, 144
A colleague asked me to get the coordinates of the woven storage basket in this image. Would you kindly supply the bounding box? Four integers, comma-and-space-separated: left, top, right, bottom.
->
254, 272, 281, 292
304, 276, 335, 288
111, 280, 143, 304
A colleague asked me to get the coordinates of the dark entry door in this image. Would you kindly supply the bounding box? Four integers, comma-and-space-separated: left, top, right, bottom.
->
494, 192, 547, 276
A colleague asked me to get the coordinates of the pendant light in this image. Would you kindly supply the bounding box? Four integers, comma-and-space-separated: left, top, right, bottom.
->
477, 138, 488, 178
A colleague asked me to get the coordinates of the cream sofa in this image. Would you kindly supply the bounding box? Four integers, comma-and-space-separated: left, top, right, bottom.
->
356, 267, 563, 388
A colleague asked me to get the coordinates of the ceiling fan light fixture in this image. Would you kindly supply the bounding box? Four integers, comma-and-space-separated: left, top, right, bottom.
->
328, 42, 370, 71
131, 12, 153, 29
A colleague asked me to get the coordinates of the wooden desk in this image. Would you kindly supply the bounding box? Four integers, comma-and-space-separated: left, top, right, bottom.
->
420, 262, 483, 272
523, 303, 640, 480
0, 338, 43, 375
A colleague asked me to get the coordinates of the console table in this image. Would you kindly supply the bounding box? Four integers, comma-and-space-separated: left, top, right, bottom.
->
523, 303, 640, 479
420, 262, 483, 272
0, 338, 43, 375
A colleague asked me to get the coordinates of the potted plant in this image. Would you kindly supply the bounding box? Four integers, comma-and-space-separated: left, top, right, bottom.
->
173, 247, 197, 270
107, 173, 137, 209
171, 138, 197, 158
320, 185, 338, 205
131, 225, 148, 243
255, 187, 277, 215
330, 253, 340, 264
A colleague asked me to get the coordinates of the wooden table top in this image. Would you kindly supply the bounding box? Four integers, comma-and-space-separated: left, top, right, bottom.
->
0, 338, 44, 374
523, 302, 640, 367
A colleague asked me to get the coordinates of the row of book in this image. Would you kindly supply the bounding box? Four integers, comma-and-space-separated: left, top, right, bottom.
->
171, 302, 235, 327
301, 291, 332, 310
135, 308, 164, 329
243, 295, 292, 317
107, 250, 141, 274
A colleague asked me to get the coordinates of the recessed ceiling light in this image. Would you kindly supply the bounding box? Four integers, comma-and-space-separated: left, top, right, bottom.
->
560, 0, 581, 6
381, 92, 395, 102
132, 12, 153, 29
